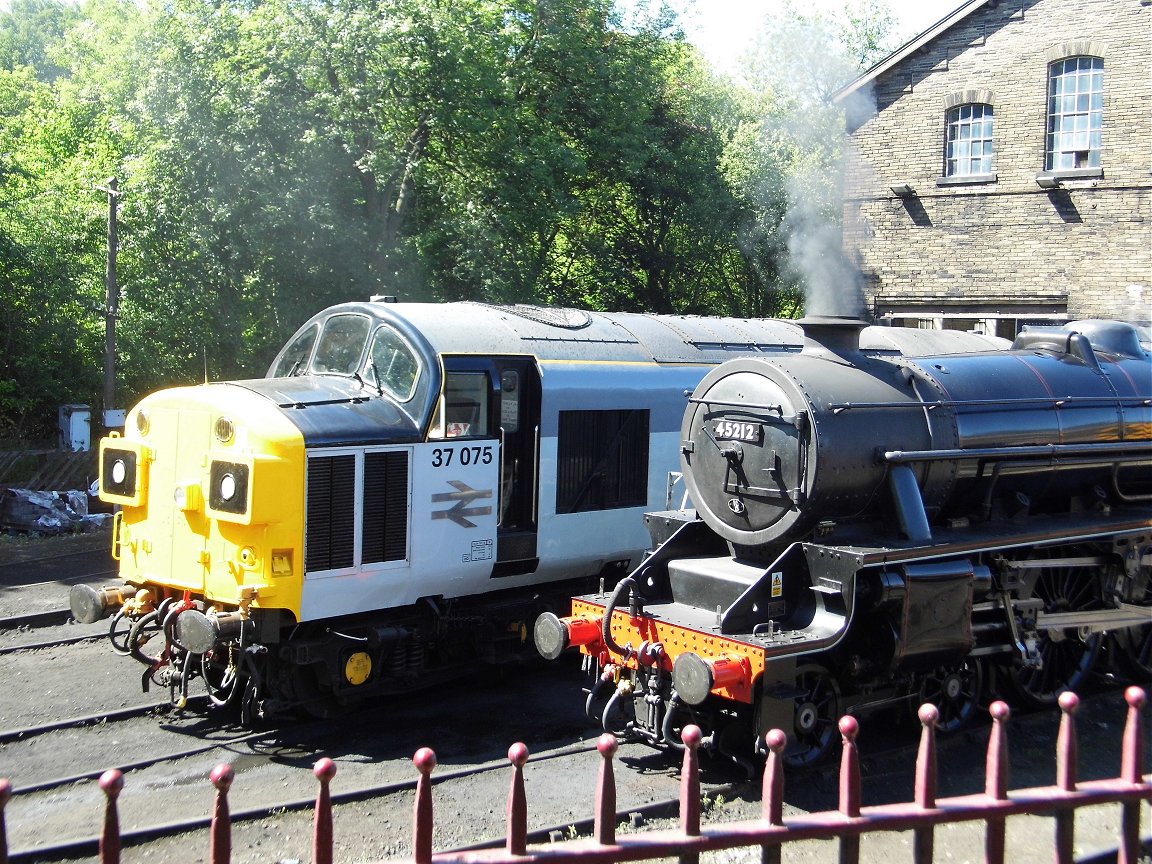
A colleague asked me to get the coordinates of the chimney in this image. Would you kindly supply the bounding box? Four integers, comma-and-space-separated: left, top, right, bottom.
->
798, 315, 867, 357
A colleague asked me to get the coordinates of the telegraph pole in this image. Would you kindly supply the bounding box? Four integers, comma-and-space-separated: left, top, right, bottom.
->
103, 176, 119, 428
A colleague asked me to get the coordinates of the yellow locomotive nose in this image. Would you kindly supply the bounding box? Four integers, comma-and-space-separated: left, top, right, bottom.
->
100, 383, 307, 620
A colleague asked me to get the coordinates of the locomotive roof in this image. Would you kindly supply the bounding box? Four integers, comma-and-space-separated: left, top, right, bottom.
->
332, 301, 806, 365
291, 300, 1007, 367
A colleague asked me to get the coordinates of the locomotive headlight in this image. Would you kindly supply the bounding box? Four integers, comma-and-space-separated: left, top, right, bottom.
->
204, 452, 290, 526
208, 460, 249, 516
214, 416, 235, 444
99, 438, 150, 507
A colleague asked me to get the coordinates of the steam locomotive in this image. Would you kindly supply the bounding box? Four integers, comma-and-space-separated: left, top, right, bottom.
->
70, 300, 1008, 722
534, 318, 1152, 767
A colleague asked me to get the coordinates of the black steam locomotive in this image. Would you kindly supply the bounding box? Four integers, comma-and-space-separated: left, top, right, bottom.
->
535, 318, 1152, 767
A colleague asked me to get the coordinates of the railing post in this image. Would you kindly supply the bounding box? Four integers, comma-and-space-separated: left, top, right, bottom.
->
412, 747, 437, 864
506, 743, 529, 856
1054, 692, 1079, 864
209, 763, 234, 864
679, 724, 702, 864
761, 729, 787, 864
838, 716, 861, 864
1120, 686, 1147, 864
0, 778, 10, 864
98, 768, 123, 864
594, 734, 619, 847
984, 700, 1010, 864
313, 758, 337, 864
914, 704, 939, 864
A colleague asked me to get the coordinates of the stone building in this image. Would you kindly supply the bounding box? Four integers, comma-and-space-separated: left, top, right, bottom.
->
835, 0, 1151, 337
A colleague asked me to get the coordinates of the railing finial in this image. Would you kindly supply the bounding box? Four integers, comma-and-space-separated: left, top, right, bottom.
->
413, 747, 438, 864
594, 733, 619, 847
914, 703, 940, 864
679, 725, 703, 864
313, 758, 337, 864
506, 743, 530, 856
1, 777, 12, 864
1120, 686, 1147, 864
985, 700, 1011, 864
209, 763, 234, 864
98, 768, 123, 864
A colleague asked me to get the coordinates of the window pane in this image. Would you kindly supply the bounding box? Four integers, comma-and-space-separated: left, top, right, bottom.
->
366, 326, 421, 402
313, 315, 371, 375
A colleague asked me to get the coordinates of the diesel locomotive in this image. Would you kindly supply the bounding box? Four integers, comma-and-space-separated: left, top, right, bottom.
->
70, 300, 1008, 722
534, 318, 1152, 767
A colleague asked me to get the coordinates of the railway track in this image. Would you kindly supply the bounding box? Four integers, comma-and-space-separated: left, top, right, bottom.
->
0, 701, 195, 745
0, 607, 75, 630
0, 631, 104, 656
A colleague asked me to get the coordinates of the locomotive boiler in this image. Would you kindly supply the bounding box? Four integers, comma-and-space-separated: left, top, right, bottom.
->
535, 318, 1152, 766
70, 300, 1007, 722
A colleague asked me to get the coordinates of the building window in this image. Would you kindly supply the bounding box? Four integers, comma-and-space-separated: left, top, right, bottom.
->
945, 104, 994, 176
1046, 56, 1103, 171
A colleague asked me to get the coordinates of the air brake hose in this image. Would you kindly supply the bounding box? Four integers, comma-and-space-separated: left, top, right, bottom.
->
662, 693, 687, 751
601, 576, 640, 656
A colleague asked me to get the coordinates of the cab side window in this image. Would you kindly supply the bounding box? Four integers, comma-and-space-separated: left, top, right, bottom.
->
429, 372, 490, 439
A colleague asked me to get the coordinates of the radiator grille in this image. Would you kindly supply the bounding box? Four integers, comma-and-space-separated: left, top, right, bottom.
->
363, 450, 409, 563
556, 409, 649, 513
306, 454, 356, 571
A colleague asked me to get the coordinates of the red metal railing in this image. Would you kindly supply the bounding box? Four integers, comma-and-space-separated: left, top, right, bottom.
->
1, 687, 1149, 864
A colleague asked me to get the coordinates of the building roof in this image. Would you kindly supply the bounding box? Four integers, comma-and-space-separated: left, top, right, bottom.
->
832, 0, 995, 104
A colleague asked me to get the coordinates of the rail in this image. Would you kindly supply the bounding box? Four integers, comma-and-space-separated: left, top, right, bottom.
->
0, 688, 1148, 864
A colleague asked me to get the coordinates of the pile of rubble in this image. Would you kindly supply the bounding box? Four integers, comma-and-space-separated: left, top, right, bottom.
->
0, 485, 113, 535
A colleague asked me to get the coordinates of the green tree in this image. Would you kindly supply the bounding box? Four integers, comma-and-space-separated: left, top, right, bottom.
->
0, 0, 80, 82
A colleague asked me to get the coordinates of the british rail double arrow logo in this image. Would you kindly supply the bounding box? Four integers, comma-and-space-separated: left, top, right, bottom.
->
431, 481, 493, 528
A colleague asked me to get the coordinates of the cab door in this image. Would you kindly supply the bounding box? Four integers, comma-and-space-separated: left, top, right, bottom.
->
438, 355, 541, 578
492, 357, 541, 577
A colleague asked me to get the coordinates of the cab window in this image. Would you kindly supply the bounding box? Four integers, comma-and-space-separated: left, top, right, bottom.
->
429, 372, 490, 439
271, 325, 318, 377
365, 325, 420, 402
312, 314, 371, 375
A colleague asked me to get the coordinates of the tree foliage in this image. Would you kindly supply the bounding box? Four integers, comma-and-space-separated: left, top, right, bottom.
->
0, 0, 892, 442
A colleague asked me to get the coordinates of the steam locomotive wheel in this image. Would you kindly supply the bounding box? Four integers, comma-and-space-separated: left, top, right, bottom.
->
917, 657, 984, 734
784, 665, 841, 768
1009, 551, 1104, 706
1112, 572, 1152, 683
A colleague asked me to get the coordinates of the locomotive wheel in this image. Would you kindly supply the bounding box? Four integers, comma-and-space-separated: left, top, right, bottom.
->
918, 657, 984, 734
1112, 573, 1152, 683
1008, 551, 1104, 707
783, 665, 841, 768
